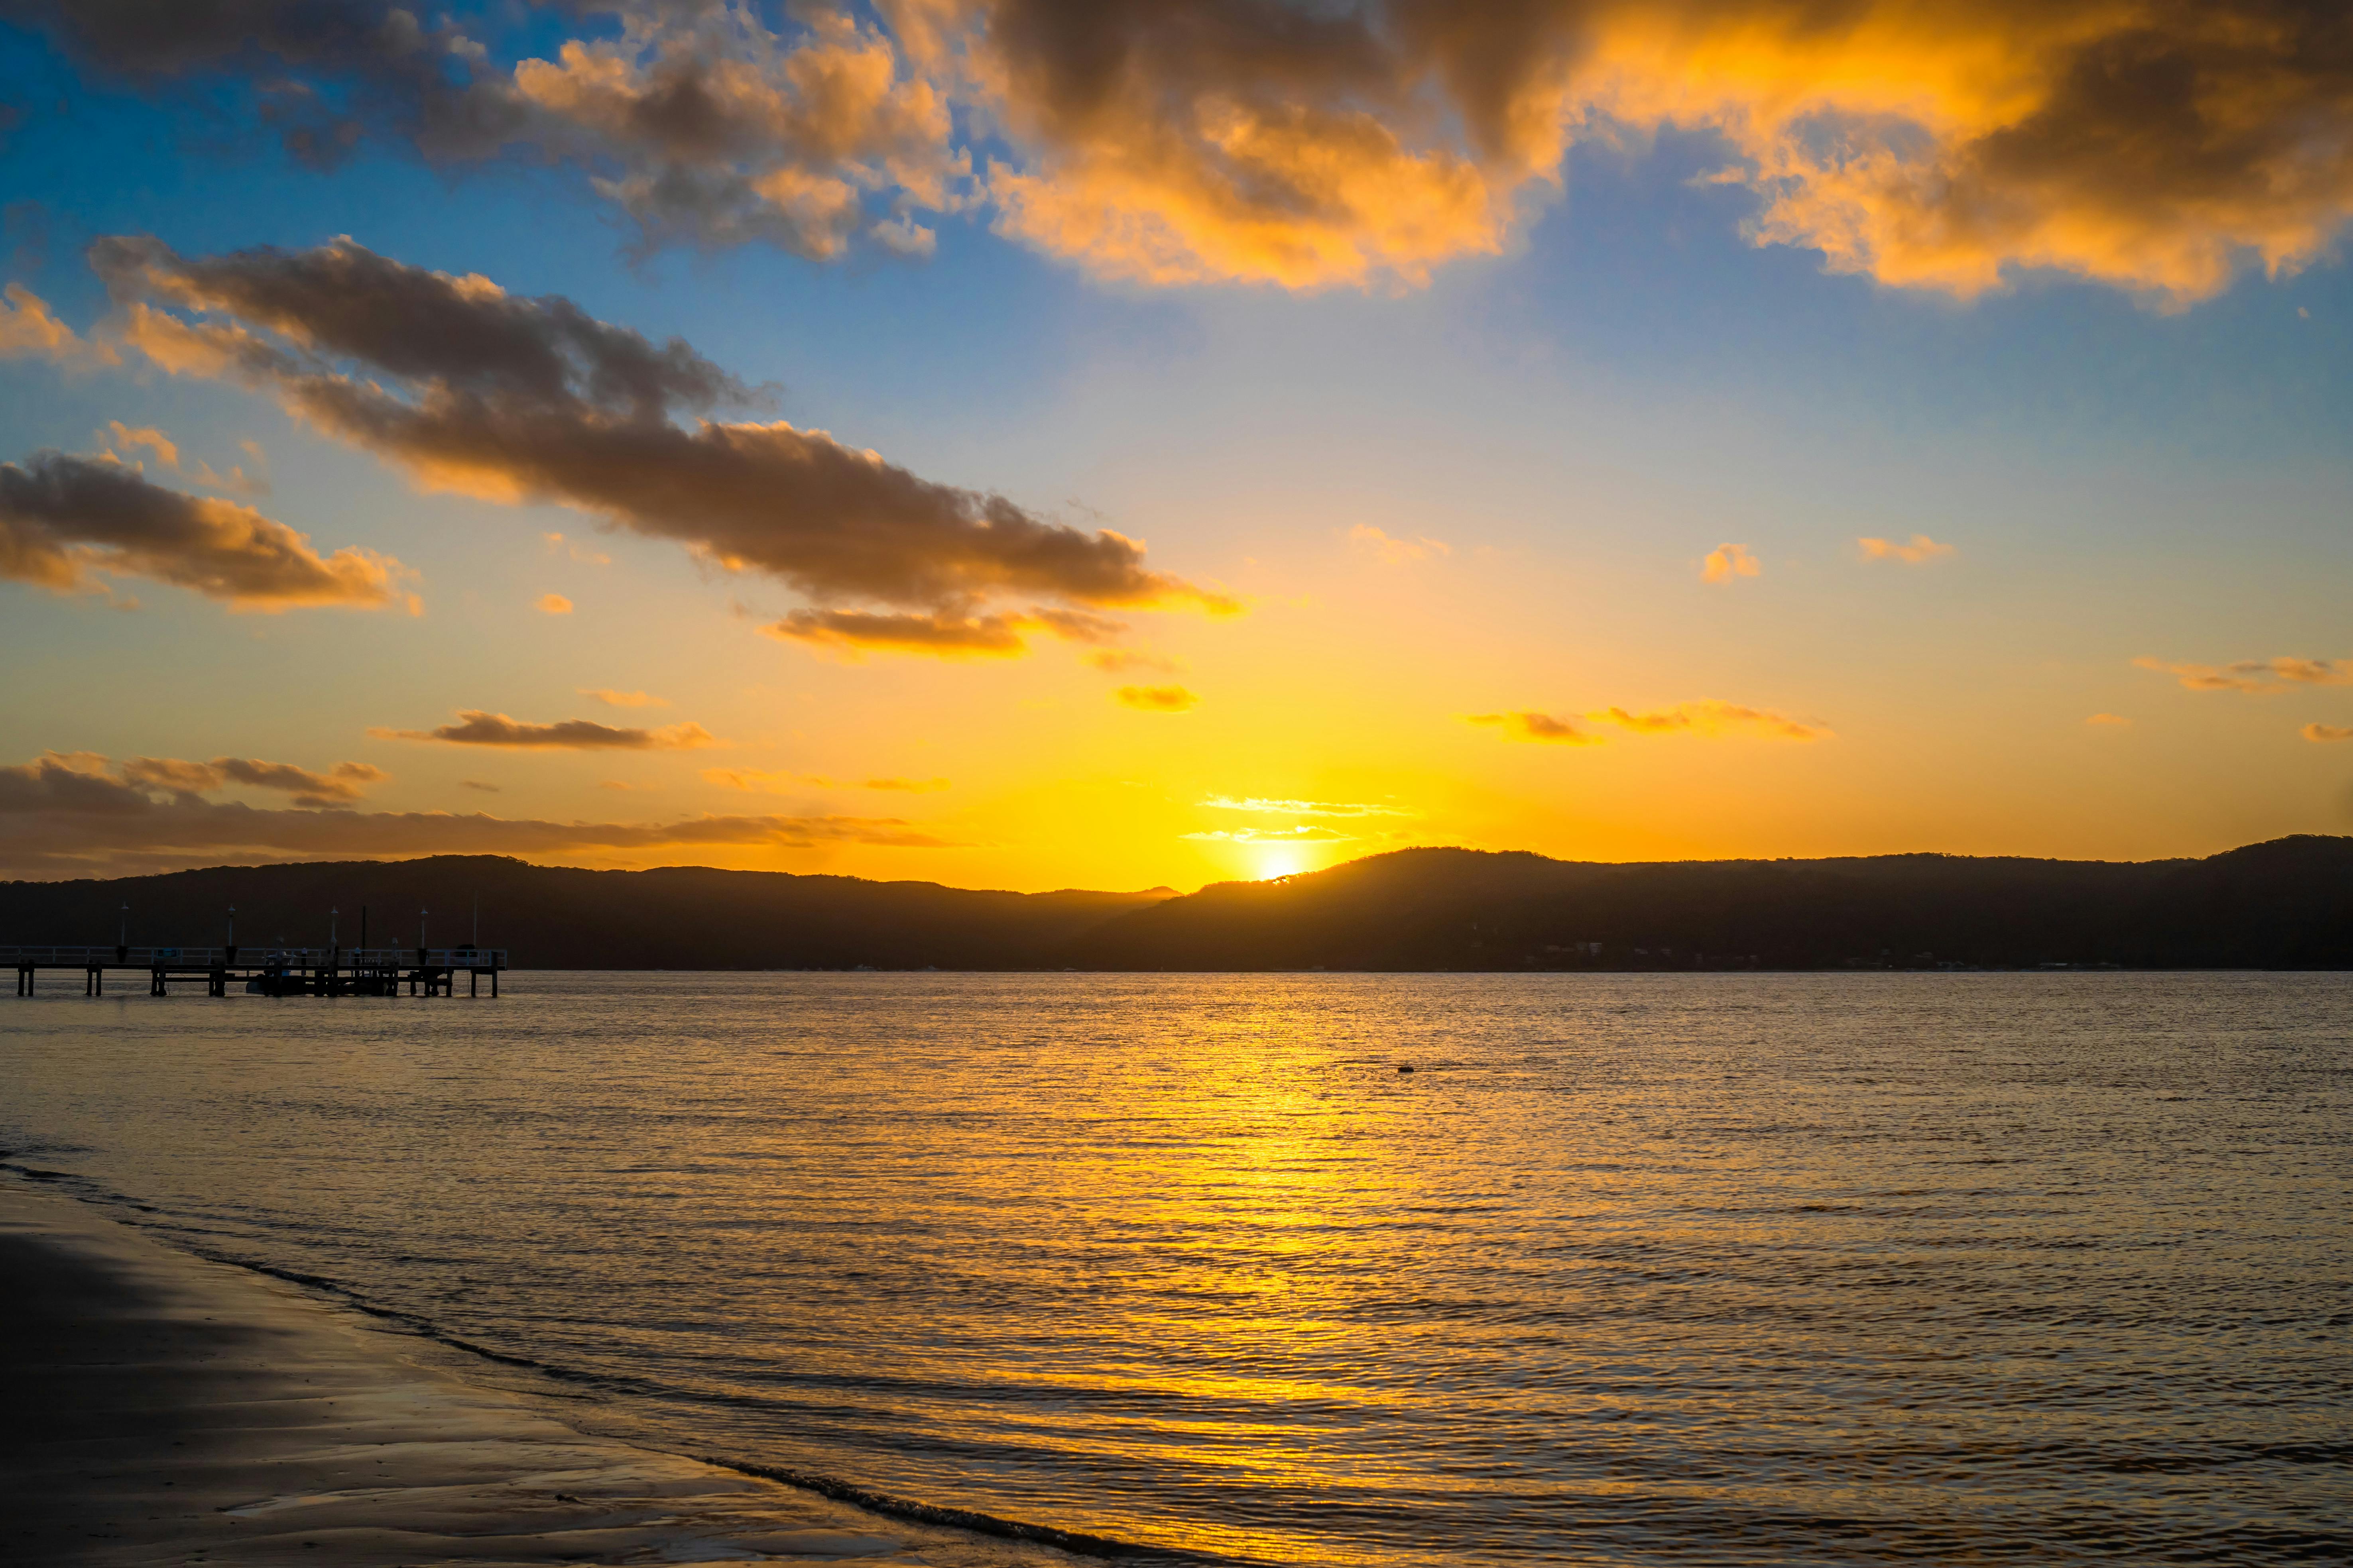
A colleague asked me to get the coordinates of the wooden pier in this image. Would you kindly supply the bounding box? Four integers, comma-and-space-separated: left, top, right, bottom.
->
4, 945, 506, 998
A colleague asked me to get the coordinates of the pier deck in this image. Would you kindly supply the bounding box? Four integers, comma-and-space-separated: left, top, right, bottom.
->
4, 945, 506, 998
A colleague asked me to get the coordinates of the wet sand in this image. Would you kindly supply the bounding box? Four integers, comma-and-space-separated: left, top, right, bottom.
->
0, 1182, 1076, 1568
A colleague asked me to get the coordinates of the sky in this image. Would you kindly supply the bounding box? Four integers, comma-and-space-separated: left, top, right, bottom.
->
2, 0, 2351, 890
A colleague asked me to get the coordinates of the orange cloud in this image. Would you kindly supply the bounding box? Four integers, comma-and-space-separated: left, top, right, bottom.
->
1701, 542, 1760, 583
1859, 534, 1956, 564
1468, 711, 1597, 744
1473, 700, 1828, 742
580, 688, 669, 708
372, 711, 718, 750
2304, 723, 2353, 743
1084, 649, 1182, 676
2086, 713, 2132, 727
0, 283, 115, 366
2135, 655, 2353, 693
1591, 701, 1830, 740
539, 592, 574, 614
1116, 684, 1200, 713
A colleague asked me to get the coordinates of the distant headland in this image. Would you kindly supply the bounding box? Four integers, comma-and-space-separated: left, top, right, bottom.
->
6, 837, 2351, 972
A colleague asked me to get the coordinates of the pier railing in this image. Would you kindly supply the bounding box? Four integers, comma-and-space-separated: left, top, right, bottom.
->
2, 945, 507, 968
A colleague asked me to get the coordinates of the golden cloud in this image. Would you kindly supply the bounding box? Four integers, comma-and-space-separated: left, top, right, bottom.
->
372, 711, 718, 750
2086, 712, 2131, 727
1859, 534, 1956, 564
0, 449, 408, 609
539, 592, 574, 614
707, 766, 952, 794
1181, 825, 1357, 844
1202, 796, 1410, 818
1701, 542, 1759, 583
1116, 683, 1201, 713
2303, 723, 2353, 743
580, 688, 670, 708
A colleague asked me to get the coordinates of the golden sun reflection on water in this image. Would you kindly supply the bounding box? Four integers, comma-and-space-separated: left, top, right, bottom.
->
1, 973, 2347, 1566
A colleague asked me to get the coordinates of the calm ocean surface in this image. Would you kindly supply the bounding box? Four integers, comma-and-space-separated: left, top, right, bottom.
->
2, 972, 2348, 1564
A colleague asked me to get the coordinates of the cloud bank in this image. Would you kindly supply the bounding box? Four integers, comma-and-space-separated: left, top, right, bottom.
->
17, 3, 2352, 302
0, 751, 952, 876
2136, 655, 2353, 693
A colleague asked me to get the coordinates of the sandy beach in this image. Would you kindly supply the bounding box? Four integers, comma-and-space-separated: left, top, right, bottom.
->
0, 1180, 1079, 1568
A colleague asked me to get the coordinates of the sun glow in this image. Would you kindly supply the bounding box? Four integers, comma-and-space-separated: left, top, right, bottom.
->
1251, 841, 1317, 880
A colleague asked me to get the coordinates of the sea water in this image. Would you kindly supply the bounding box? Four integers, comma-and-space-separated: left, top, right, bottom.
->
2, 971, 2347, 1565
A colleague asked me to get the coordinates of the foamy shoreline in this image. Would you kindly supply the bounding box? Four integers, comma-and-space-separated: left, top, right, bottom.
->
0, 1181, 1088, 1567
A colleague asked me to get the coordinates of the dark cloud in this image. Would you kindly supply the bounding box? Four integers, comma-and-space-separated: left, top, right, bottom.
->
370, 709, 718, 749
118, 754, 385, 806
94, 236, 1228, 643
0, 448, 406, 607
16, 3, 2353, 297
0, 752, 955, 877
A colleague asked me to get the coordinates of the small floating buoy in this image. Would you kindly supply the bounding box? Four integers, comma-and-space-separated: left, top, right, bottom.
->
1397, 1064, 1415, 1074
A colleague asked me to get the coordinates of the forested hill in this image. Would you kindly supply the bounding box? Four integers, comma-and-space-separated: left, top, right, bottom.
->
0, 856, 1173, 971
1062, 836, 2353, 971
5, 836, 2352, 970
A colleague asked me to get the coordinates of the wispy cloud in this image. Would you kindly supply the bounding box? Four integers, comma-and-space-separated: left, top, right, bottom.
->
1858, 534, 1956, 564
1116, 684, 1200, 713
580, 688, 669, 709
543, 530, 611, 566
1467, 711, 1598, 744
104, 420, 266, 495
1202, 796, 1409, 818
1701, 542, 1759, 584
2135, 655, 2353, 693
705, 768, 950, 794
1590, 702, 1830, 740
1350, 524, 1449, 564
78, 752, 383, 810
372, 711, 717, 750
2086, 712, 2132, 727
2304, 723, 2353, 742
1181, 825, 1356, 844
539, 593, 573, 614
1472, 701, 1829, 743
1083, 649, 1182, 676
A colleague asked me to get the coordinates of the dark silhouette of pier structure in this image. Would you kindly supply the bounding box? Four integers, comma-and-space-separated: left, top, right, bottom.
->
6, 944, 505, 998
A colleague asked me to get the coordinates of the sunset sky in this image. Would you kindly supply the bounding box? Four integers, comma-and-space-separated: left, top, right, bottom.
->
3, 1, 2351, 890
